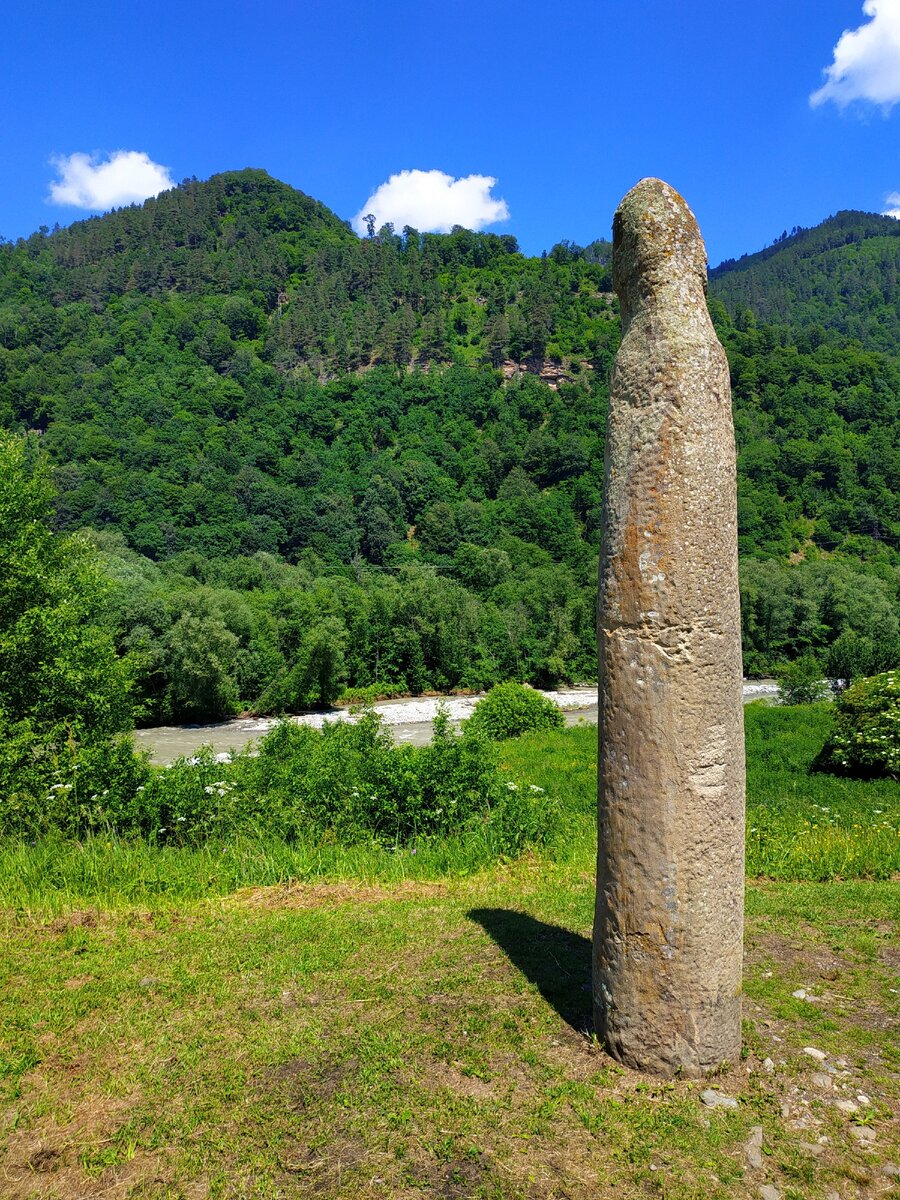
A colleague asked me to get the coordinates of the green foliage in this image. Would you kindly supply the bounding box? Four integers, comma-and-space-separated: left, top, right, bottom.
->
1, 173, 899, 724
739, 557, 900, 678
824, 628, 900, 690
775, 654, 829, 705
0, 723, 150, 840
164, 612, 239, 720
0, 432, 142, 833
2, 710, 896, 911
467, 681, 564, 741
339, 682, 410, 706
0, 433, 132, 737
820, 671, 900, 779
257, 615, 347, 712
231, 707, 550, 852
10, 710, 554, 856
743, 701, 899, 878
711, 211, 900, 350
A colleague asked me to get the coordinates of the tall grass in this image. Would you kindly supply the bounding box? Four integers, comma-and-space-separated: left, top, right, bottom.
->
498, 706, 899, 881
0, 822, 529, 914
0, 704, 896, 910
743, 702, 899, 879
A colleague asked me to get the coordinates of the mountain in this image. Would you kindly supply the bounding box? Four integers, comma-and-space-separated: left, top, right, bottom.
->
0, 169, 621, 563
0, 171, 898, 717
710, 211, 900, 352
10, 168, 357, 305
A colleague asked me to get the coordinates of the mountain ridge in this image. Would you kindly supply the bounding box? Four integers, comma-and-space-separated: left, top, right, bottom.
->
708, 210, 900, 351
1, 169, 897, 715
1, 168, 896, 564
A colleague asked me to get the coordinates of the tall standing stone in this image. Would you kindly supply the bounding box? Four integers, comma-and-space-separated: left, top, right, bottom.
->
593, 178, 745, 1076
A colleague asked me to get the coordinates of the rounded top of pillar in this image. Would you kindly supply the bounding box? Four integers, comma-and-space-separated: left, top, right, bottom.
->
612, 179, 708, 315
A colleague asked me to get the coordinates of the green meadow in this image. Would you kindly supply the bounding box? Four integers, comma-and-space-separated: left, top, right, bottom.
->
0, 703, 897, 1198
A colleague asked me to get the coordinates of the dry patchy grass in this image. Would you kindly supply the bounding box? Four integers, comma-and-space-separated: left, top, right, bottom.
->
1, 868, 898, 1199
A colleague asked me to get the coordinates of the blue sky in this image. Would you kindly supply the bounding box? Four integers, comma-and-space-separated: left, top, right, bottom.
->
3, 0, 900, 264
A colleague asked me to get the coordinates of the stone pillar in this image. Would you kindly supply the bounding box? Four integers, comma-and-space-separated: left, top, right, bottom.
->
593, 178, 745, 1077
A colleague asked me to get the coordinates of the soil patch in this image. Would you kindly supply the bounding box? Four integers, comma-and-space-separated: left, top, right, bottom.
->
228, 879, 448, 911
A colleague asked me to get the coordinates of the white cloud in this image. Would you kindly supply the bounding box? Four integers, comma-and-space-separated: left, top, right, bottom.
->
48, 150, 175, 210
352, 169, 509, 235
883, 190, 900, 216
811, 0, 900, 110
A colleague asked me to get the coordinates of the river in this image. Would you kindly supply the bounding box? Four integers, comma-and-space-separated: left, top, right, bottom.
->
133, 682, 780, 765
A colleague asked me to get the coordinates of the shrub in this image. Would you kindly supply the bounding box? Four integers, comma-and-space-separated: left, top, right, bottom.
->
467, 681, 564, 741
0, 717, 150, 838
775, 654, 830, 705
820, 670, 900, 779
338, 682, 409, 707
232, 708, 553, 851
0, 708, 555, 856
119, 747, 239, 842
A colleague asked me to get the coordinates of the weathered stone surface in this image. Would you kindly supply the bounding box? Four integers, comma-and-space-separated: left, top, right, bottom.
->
593, 178, 745, 1076
744, 1125, 764, 1170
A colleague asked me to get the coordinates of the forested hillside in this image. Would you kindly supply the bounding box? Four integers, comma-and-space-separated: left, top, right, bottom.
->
1, 170, 898, 720
710, 210, 900, 351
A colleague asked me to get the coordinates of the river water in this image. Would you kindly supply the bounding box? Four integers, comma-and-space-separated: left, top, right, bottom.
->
134, 683, 780, 765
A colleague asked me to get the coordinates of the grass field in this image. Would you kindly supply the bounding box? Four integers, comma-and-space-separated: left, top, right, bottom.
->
0, 705, 898, 1198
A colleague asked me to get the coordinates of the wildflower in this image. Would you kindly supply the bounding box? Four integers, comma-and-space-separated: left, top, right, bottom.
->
505, 782, 518, 791
529, 784, 545, 794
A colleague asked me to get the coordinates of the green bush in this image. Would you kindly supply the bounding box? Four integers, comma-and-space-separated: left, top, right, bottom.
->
820, 670, 900, 779
775, 654, 830, 705
37, 709, 553, 856
0, 718, 151, 838
467, 681, 564, 741
232, 708, 548, 852
338, 682, 410, 707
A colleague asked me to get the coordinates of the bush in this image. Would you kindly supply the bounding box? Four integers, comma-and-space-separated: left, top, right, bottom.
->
135, 709, 553, 854
467, 681, 564, 741
0, 705, 555, 856
820, 670, 900, 779
0, 717, 151, 838
338, 682, 410, 707
775, 654, 830, 705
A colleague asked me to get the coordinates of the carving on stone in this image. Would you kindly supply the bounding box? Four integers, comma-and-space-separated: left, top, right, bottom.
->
593, 178, 745, 1076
